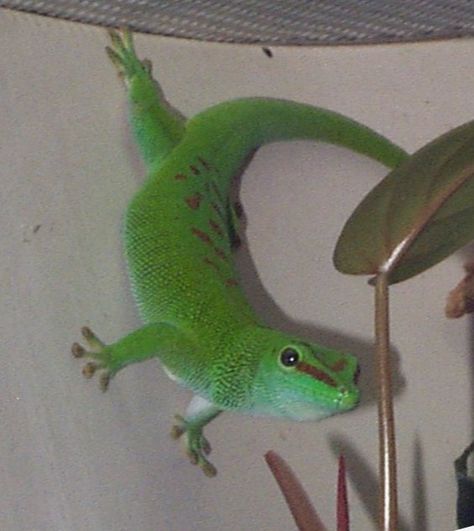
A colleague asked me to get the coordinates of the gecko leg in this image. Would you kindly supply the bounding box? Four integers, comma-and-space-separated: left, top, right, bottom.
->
72, 322, 189, 391
106, 29, 186, 168
171, 396, 222, 477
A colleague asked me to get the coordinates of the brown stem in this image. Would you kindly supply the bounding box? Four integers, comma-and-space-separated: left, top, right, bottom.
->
375, 273, 398, 530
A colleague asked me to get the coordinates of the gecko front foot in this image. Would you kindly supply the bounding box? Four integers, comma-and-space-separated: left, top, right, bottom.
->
72, 327, 116, 391
171, 415, 217, 477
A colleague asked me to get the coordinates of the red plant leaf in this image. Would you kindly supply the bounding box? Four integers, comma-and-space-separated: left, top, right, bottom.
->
337, 454, 350, 531
265, 451, 328, 531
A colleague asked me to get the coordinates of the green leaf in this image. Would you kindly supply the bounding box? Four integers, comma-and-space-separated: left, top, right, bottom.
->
333, 120, 474, 284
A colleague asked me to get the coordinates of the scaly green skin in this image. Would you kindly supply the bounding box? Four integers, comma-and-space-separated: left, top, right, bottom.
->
72, 30, 409, 477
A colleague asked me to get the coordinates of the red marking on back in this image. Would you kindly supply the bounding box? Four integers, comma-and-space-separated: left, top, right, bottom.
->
214, 247, 229, 262
204, 257, 220, 272
296, 362, 338, 388
190, 165, 200, 176
204, 258, 236, 288
192, 226, 229, 265
185, 193, 202, 210
174, 173, 187, 181
192, 227, 212, 245
209, 219, 224, 237
198, 157, 211, 170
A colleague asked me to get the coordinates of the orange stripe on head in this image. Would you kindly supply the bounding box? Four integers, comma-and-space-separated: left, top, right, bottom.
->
296, 362, 338, 388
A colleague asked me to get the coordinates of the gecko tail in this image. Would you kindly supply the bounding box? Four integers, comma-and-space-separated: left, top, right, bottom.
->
186, 97, 408, 173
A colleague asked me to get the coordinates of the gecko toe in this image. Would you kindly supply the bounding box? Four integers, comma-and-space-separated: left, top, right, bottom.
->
82, 362, 98, 378
71, 342, 85, 358
172, 418, 217, 476
72, 327, 115, 390
100, 373, 111, 392
202, 462, 217, 478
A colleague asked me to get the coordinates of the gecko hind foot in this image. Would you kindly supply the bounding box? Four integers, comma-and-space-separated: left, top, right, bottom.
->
106, 29, 151, 86
71, 327, 115, 391
171, 415, 217, 477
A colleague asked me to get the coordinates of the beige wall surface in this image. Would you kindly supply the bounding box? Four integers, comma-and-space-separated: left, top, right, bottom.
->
1, 8, 473, 530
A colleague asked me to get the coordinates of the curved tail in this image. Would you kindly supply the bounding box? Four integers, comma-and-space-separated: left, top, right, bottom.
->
107, 30, 407, 181
172, 97, 408, 191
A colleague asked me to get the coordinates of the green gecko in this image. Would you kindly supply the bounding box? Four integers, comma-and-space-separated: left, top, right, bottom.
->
72, 29, 408, 477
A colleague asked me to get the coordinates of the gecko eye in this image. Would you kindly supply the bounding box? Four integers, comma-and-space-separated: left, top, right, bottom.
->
280, 348, 299, 367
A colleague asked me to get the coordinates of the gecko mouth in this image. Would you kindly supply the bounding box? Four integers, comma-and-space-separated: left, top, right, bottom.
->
336, 363, 360, 411
338, 387, 359, 410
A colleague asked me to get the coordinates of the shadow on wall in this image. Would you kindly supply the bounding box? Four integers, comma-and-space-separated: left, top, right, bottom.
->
235, 213, 411, 529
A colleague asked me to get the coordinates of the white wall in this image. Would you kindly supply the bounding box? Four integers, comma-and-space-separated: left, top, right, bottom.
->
1, 8, 473, 530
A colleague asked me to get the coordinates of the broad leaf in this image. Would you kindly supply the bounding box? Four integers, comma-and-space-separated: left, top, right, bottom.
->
334, 120, 474, 284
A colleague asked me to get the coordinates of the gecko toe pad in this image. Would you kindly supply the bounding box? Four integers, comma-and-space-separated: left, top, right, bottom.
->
171, 415, 217, 477
71, 327, 115, 391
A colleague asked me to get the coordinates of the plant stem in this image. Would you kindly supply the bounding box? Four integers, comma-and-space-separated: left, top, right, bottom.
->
375, 273, 398, 530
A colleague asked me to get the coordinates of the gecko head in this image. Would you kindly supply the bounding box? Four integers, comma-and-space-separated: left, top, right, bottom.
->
250, 327, 360, 421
